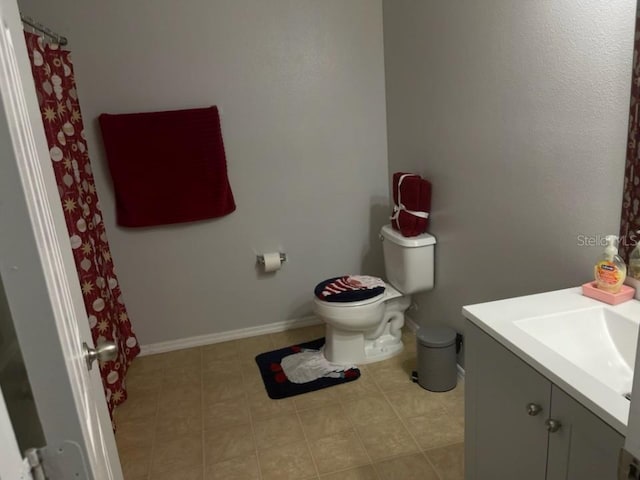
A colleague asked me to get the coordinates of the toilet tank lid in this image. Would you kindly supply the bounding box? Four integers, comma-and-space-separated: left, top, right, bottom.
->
381, 225, 436, 247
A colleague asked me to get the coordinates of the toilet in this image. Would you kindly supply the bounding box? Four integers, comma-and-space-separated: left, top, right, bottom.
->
313, 225, 436, 365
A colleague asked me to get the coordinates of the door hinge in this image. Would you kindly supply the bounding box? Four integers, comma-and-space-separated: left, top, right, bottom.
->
21, 441, 89, 480
23, 448, 45, 480
619, 448, 640, 480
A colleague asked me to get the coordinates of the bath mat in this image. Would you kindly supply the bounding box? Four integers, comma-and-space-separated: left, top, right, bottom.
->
255, 338, 360, 399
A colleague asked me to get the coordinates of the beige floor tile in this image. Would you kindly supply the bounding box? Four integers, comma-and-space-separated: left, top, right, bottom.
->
299, 404, 353, 438
333, 374, 381, 402
203, 372, 245, 403
448, 400, 465, 420
114, 394, 158, 423
151, 433, 202, 475
242, 368, 267, 393
406, 411, 464, 451
128, 354, 166, 374
374, 453, 439, 480
356, 419, 418, 461
160, 380, 202, 397
402, 330, 417, 348
231, 335, 275, 361
153, 464, 204, 480
164, 367, 202, 389
157, 384, 202, 417
247, 392, 296, 420
253, 413, 306, 450
294, 387, 340, 411
204, 397, 251, 430
258, 439, 317, 480
385, 385, 447, 419
308, 431, 370, 475
439, 381, 465, 402
116, 328, 465, 480
240, 356, 263, 377
124, 373, 163, 398
115, 415, 155, 450
202, 355, 243, 374
162, 347, 202, 371
366, 354, 416, 392
155, 409, 203, 440
319, 464, 378, 480
440, 382, 465, 418
341, 394, 398, 427
203, 424, 255, 465
201, 340, 241, 360
205, 453, 260, 480
118, 444, 151, 479
425, 443, 464, 480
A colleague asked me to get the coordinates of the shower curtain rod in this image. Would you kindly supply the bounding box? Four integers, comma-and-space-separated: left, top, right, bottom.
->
20, 13, 68, 46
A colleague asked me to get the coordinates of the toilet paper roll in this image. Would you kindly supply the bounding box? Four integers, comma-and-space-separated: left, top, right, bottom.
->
262, 252, 282, 272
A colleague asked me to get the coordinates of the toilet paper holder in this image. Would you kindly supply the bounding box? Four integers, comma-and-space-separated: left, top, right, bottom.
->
256, 252, 287, 265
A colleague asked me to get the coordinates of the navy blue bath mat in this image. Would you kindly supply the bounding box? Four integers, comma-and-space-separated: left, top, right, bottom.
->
255, 337, 361, 399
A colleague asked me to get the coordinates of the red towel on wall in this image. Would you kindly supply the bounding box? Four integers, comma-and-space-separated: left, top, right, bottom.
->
99, 106, 235, 227
391, 172, 431, 237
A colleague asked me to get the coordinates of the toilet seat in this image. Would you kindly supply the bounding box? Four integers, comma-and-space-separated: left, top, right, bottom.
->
314, 291, 386, 308
314, 275, 386, 303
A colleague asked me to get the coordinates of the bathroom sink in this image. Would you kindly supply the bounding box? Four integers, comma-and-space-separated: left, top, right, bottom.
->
515, 306, 638, 396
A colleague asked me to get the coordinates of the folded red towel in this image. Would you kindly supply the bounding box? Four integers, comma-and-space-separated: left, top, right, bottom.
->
99, 106, 235, 227
391, 172, 431, 237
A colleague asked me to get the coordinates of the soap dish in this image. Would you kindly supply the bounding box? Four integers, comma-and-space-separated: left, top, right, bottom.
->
581, 282, 635, 305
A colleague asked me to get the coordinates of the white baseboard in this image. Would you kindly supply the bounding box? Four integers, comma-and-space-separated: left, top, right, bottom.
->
139, 315, 322, 356
405, 316, 419, 333
457, 363, 466, 379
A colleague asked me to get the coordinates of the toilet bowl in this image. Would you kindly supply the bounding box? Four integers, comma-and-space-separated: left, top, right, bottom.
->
313, 225, 436, 365
314, 284, 411, 364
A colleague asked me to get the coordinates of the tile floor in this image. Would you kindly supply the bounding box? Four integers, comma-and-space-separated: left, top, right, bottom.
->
114, 325, 465, 480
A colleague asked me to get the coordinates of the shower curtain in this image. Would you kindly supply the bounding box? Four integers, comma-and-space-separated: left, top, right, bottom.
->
24, 33, 139, 419
620, 8, 640, 260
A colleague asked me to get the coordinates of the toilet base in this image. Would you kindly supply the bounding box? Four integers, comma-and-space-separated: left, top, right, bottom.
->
323, 325, 404, 365
362, 333, 404, 364
318, 289, 409, 366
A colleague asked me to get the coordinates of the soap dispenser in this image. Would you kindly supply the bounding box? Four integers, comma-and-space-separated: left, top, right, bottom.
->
594, 235, 626, 293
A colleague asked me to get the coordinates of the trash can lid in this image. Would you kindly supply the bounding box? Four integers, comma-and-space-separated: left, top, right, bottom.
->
417, 326, 457, 348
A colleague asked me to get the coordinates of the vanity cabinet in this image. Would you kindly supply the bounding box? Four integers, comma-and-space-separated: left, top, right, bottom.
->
465, 321, 624, 480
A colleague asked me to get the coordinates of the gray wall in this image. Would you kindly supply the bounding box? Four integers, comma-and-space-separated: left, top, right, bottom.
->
382, 0, 636, 358
18, 0, 390, 345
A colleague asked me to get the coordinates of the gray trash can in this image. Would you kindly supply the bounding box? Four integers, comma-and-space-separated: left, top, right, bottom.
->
415, 326, 458, 392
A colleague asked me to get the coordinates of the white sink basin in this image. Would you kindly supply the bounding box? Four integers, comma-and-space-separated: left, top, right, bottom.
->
515, 306, 638, 397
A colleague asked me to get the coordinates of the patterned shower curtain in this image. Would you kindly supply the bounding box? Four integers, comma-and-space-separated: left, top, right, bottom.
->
620, 7, 640, 260
24, 33, 139, 419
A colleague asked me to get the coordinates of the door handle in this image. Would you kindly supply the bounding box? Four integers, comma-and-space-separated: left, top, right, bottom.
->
83, 341, 118, 371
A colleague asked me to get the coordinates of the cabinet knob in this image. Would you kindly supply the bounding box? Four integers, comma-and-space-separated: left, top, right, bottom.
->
545, 419, 562, 433
526, 403, 542, 416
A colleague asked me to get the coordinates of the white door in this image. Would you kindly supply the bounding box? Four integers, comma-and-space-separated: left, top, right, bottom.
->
0, 0, 122, 478
623, 333, 640, 477
0, 384, 29, 480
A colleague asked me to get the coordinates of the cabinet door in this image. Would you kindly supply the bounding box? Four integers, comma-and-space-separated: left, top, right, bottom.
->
546, 386, 623, 480
465, 322, 551, 480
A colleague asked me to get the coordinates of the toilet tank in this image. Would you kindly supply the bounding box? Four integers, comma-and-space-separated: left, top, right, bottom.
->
381, 225, 436, 295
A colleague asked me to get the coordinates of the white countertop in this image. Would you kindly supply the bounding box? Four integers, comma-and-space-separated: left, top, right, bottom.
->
462, 287, 640, 435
